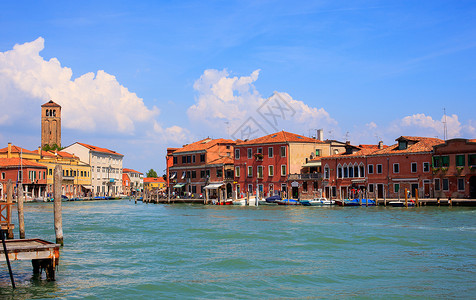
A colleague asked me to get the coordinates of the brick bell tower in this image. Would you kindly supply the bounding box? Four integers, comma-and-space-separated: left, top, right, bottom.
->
41, 100, 62, 148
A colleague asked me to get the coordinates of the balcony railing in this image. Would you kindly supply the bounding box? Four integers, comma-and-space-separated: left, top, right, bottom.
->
288, 173, 321, 180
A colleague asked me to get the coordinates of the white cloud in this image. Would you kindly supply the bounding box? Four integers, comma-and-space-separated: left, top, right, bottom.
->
0, 37, 165, 135
187, 69, 337, 137
397, 113, 461, 139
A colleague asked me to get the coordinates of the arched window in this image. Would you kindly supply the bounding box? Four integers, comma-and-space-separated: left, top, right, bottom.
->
354, 164, 359, 177
46, 109, 49, 116
349, 165, 354, 178
337, 164, 342, 178
343, 164, 348, 178
359, 164, 365, 178
52, 110, 56, 117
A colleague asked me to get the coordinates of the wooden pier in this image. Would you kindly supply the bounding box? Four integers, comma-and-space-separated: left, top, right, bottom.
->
0, 238, 60, 281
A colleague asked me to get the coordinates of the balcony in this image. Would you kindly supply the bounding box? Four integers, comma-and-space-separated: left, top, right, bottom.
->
288, 173, 321, 180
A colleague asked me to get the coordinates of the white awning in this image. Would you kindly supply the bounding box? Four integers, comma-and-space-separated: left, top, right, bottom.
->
302, 161, 321, 167
204, 183, 224, 189
173, 183, 185, 188
81, 185, 93, 190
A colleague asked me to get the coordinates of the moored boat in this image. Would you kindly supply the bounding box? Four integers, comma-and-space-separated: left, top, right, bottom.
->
334, 199, 375, 206
276, 199, 301, 205
388, 200, 415, 207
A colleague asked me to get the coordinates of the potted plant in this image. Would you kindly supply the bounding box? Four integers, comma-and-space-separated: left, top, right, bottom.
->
254, 153, 264, 160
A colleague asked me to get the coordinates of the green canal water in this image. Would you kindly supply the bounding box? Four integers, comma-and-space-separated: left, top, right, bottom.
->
1, 200, 475, 299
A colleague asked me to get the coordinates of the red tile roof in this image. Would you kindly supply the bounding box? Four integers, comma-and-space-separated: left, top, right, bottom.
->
76, 142, 123, 156
143, 177, 166, 183
41, 100, 61, 107
0, 145, 39, 155
207, 156, 234, 165
0, 158, 47, 168
174, 138, 235, 154
41, 150, 78, 159
123, 168, 142, 174
237, 131, 323, 146
374, 136, 444, 155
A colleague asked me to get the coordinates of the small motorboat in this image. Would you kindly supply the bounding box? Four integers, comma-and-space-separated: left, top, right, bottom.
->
388, 200, 415, 207
276, 199, 301, 205
302, 197, 335, 206
334, 199, 375, 206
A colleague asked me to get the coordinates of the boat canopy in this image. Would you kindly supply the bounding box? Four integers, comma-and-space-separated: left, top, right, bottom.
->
204, 183, 224, 189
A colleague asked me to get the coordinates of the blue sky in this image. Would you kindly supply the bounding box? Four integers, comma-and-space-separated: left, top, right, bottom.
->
1, 1, 475, 174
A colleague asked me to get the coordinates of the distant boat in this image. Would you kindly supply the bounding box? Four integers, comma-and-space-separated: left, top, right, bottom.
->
334, 199, 375, 206
233, 199, 246, 206
276, 199, 301, 205
388, 200, 415, 207
301, 197, 335, 206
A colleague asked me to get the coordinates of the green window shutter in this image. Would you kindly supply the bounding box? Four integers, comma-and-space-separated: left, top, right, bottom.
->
442, 156, 450, 167
456, 155, 465, 167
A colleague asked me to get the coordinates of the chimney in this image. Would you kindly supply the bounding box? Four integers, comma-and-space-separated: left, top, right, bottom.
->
38, 146, 41, 155
7, 142, 12, 158
378, 141, 383, 150
317, 129, 324, 141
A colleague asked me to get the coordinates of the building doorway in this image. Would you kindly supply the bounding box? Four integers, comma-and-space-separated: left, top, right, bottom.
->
411, 183, 419, 197
226, 183, 232, 199
470, 176, 476, 199
292, 186, 299, 199
377, 184, 384, 199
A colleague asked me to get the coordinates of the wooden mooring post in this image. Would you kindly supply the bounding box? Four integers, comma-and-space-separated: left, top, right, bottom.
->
415, 188, 419, 207
17, 183, 25, 239
54, 165, 64, 246
404, 188, 408, 208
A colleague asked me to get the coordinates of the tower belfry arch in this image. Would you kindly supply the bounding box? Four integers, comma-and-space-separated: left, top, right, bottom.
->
41, 100, 62, 148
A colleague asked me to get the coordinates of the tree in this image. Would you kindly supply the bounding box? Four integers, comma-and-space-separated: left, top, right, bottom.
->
146, 169, 158, 178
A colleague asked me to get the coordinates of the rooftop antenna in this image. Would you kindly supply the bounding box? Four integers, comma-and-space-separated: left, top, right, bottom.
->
344, 131, 350, 142
225, 121, 230, 137
443, 108, 448, 140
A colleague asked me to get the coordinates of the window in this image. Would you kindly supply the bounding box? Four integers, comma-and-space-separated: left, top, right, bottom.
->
315, 149, 321, 156
173, 157, 177, 164
469, 154, 476, 166
348, 166, 353, 178
410, 162, 417, 173
268, 165, 274, 176
281, 165, 286, 176
1, 172, 5, 180
377, 164, 383, 174
442, 178, 449, 191
97, 166, 100, 172
257, 148, 263, 154
186, 171, 191, 178
458, 178, 465, 191
393, 163, 399, 174
324, 167, 329, 179
332, 186, 336, 197
359, 165, 365, 178
206, 170, 210, 178
455, 155, 465, 167
200, 154, 205, 162
192, 171, 196, 178
437, 155, 449, 167
235, 166, 240, 177
257, 166, 263, 178
247, 166, 253, 177
187, 156, 191, 164
394, 183, 400, 193
423, 162, 430, 173
368, 184, 374, 193
303, 182, 308, 192
337, 166, 342, 178
368, 164, 374, 174
49, 169, 52, 175
192, 155, 196, 163
280, 146, 286, 157
236, 185, 240, 195
248, 184, 253, 192
398, 140, 408, 150
435, 178, 441, 191
182, 156, 186, 164
216, 169, 222, 177
354, 165, 358, 178
268, 147, 273, 158
192, 186, 197, 194
200, 170, 205, 178
226, 145, 231, 149
343, 166, 348, 178
247, 149, 252, 159
235, 149, 240, 159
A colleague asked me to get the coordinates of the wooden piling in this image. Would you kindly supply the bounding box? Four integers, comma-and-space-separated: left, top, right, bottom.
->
17, 183, 25, 239
415, 188, 419, 207
404, 188, 408, 208
449, 197, 452, 206
54, 165, 63, 246
6, 180, 14, 239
